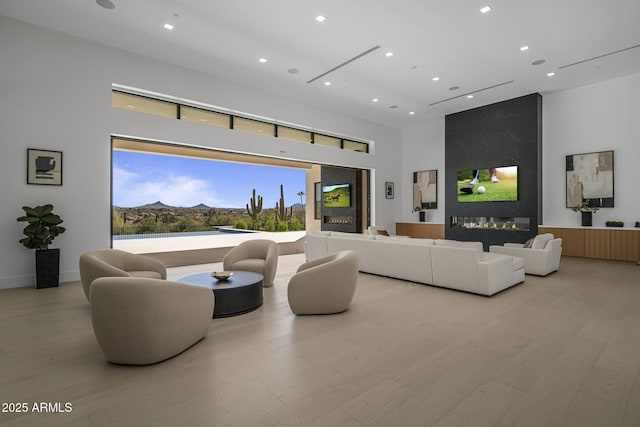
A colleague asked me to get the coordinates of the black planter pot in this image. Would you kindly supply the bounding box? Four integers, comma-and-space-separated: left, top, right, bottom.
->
581, 211, 593, 227
35, 248, 60, 289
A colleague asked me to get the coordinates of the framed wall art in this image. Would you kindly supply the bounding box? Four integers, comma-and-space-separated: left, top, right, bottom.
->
385, 182, 394, 199
413, 169, 437, 209
27, 149, 63, 186
566, 150, 613, 208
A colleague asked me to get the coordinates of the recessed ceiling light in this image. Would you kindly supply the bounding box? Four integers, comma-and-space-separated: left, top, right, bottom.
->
531, 59, 546, 66
547, 72, 556, 77
385, 52, 394, 57
372, 98, 379, 102
389, 105, 398, 109
432, 76, 440, 82
409, 111, 416, 115
96, 0, 115, 10
480, 6, 492, 14
258, 58, 267, 63
467, 95, 474, 99
315, 15, 326, 22
520, 45, 530, 51
324, 81, 332, 86
449, 86, 459, 91
163, 23, 174, 30
288, 68, 299, 74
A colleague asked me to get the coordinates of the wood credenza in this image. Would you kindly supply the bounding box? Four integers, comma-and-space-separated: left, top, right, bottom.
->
539, 226, 639, 262
396, 222, 445, 239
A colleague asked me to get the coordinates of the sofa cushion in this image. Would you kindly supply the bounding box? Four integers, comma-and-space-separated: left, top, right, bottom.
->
531, 233, 554, 250
373, 235, 412, 242
523, 238, 534, 248
435, 239, 483, 256
330, 231, 375, 240
397, 237, 436, 246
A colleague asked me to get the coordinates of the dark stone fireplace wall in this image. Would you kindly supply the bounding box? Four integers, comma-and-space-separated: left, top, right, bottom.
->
320, 165, 363, 233
445, 93, 542, 249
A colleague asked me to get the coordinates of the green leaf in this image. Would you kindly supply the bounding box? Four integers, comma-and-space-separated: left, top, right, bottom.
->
22, 206, 38, 217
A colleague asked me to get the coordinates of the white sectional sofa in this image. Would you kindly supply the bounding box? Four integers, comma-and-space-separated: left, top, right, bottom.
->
304, 231, 525, 296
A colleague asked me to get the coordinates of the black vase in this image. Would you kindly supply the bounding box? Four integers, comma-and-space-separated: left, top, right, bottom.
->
35, 248, 60, 289
581, 211, 593, 227
419, 211, 426, 222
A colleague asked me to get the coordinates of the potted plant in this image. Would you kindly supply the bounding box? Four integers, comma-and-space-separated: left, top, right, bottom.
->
17, 204, 66, 288
571, 199, 599, 226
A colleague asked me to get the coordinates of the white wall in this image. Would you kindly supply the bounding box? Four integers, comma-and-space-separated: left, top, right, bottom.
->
400, 120, 446, 226
0, 16, 402, 288
543, 73, 640, 227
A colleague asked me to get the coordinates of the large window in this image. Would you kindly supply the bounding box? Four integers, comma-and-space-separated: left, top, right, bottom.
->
233, 117, 275, 136
111, 90, 369, 153
112, 91, 177, 119
180, 106, 230, 129
278, 127, 312, 143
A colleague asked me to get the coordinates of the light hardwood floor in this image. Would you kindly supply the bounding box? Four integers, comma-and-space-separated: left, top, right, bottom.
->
1, 255, 639, 426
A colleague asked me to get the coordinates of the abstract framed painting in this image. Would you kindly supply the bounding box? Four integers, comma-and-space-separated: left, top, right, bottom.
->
413, 170, 437, 209
566, 150, 613, 208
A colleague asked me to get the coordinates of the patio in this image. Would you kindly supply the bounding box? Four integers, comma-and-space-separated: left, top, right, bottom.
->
112, 230, 307, 267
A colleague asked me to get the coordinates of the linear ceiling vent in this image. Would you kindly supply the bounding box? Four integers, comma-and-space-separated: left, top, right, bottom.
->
559, 43, 640, 69
429, 80, 515, 106
307, 45, 381, 84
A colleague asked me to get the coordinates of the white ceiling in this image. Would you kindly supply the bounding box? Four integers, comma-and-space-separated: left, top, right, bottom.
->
3, 0, 640, 129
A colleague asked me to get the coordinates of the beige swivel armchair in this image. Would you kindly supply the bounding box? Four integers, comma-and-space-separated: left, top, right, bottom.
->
287, 250, 359, 315
223, 239, 278, 287
79, 249, 166, 301
90, 277, 214, 365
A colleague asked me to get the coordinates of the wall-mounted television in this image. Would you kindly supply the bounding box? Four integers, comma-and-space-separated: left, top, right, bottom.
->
322, 183, 351, 207
457, 166, 518, 202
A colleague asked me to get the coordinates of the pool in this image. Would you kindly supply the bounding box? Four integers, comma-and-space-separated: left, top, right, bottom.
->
112, 229, 252, 240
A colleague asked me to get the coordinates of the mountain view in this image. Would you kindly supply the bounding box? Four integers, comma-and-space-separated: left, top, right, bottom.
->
112, 150, 307, 236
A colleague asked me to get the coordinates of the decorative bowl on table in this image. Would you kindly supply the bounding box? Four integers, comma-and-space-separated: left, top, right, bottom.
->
211, 271, 233, 280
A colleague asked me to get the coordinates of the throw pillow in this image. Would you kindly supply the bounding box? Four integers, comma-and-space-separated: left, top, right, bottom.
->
377, 229, 389, 236
523, 238, 534, 248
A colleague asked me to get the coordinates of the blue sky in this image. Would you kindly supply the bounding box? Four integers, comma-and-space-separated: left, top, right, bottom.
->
112, 150, 306, 208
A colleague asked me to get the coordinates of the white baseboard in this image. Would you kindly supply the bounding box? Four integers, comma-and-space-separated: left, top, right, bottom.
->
0, 270, 80, 290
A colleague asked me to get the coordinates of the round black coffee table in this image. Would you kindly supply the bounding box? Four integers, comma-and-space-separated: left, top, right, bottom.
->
177, 271, 263, 318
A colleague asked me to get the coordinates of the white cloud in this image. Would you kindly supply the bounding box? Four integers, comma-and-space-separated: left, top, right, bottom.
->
114, 172, 236, 208
112, 166, 137, 189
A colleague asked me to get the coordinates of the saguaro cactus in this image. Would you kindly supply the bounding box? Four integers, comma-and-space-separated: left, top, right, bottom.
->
246, 188, 263, 228
275, 184, 293, 226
